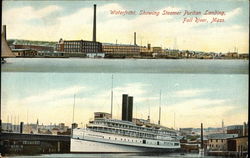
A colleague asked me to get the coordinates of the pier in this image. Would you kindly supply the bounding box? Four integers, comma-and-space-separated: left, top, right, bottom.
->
0, 132, 70, 155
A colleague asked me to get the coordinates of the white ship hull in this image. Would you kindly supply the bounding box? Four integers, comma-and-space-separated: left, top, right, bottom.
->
71, 138, 178, 153
70, 128, 180, 153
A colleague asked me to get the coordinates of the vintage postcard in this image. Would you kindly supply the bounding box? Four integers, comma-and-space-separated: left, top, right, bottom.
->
1, 0, 248, 157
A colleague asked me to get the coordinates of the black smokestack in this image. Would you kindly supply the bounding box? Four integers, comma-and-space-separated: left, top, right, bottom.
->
20, 122, 24, 133
3, 25, 6, 39
134, 32, 136, 45
93, 4, 96, 42
201, 123, 203, 149
122, 94, 128, 121
128, 96, 133, 122
147, 44, 151, 50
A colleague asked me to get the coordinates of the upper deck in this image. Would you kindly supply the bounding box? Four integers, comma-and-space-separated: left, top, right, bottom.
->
87, 118, 178, 140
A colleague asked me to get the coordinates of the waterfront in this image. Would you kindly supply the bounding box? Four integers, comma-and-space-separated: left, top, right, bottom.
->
1, 58, 248, 74
8, 153, 227, 158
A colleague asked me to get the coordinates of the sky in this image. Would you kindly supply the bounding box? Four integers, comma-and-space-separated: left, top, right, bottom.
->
1, 72, 248, 129
2, 0, 249, 53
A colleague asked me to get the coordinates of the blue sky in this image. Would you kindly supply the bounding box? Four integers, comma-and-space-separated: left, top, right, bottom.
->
1, 72, 248, 128
2, 0, 249, 53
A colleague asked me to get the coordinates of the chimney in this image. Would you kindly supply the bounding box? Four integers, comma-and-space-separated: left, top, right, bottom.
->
134, 32, 136, 45
201, 123, 204, 149
20, 122, 24, 133
122, 94, 128, 121
93, 4, 96, 42
128, 96, 133, 122
3, 25, 6, 39
147, 44, 151, 50
243, 122, 247, 136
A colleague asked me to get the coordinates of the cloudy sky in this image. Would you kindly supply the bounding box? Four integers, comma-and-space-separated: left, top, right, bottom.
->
1, 72, 248, 128
2, 0, 249, 53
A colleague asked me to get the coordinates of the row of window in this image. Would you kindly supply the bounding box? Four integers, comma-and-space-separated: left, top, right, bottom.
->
93, 121, 174, 135
103, 46, 139, 49
64, 45, 100, 48
209, 144, 226, 151
23, 141, 40, 145
210, 139, 224, 143
107, 136, 174, 146
64, 42, 100, 46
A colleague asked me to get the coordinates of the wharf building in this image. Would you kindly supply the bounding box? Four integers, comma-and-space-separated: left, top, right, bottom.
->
207, 133, 238, 151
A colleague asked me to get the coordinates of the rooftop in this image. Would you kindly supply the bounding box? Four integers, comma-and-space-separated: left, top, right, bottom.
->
102, 43, 139, 47
207, 133, 238, 139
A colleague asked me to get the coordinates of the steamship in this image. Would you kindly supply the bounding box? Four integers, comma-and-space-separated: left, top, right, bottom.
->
70, 94, 180, 153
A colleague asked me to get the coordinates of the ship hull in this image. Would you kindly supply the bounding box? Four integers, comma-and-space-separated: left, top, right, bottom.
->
71, 138, 178, 153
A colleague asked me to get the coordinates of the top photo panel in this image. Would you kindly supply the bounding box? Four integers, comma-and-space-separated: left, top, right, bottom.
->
1, 0, 249, 74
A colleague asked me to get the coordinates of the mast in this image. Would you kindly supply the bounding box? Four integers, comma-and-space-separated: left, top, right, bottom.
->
158, 90, 161, 125
111, 75, 114, 118
174, 112, 175, 129
72, 94, 76, 123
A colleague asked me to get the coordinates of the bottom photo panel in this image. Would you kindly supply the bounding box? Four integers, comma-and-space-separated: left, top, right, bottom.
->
1, 72, 248, 157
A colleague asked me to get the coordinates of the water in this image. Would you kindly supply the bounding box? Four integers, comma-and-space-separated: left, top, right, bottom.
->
1, 58, 248, 74
8, 153, 226, 158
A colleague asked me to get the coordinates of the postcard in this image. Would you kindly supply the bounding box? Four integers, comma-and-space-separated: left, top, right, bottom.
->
0, 0, 248, 157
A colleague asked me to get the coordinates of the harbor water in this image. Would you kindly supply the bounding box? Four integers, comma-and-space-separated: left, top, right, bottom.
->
1, 58, 248, 74
8, 153, 227, 158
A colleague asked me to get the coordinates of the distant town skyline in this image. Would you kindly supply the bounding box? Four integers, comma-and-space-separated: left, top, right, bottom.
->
1, 72, 248, 128
2, 0, 249, 54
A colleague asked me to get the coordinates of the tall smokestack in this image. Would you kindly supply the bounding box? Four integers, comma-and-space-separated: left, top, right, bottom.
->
134, 32, 136, 45
93, 4, 96, 42
128, 96, 133, 122
3, 25, 6, 39
201, 123, 204, 149
20, 122, 24, 133
147, 44, 151, 50
122, 94, 128, 121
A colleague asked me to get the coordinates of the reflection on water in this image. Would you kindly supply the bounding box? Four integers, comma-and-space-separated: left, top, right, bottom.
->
2, 58, 248, 74
8, 153, 227, 158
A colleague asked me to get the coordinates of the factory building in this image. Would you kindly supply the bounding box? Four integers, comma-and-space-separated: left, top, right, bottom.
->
102, 32, 140, 58
102, 43, 140, 57
55, 39, 102, 56
140, 44, 153, 57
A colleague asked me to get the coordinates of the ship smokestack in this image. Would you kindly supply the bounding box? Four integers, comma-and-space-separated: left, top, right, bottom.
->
128, 96, 133, 122
93, 4, 96, 42
122, 94, 133, 122
122, 94, 128, 121
134, 32, 136, 45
